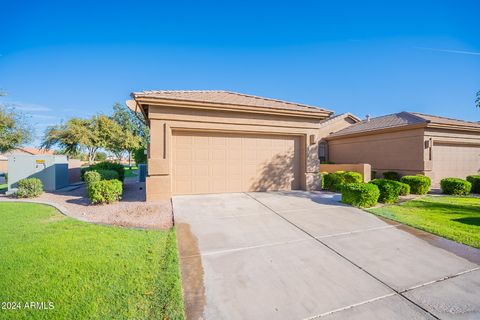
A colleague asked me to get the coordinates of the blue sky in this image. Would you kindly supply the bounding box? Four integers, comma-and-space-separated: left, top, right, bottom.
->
1, 0, 479, 146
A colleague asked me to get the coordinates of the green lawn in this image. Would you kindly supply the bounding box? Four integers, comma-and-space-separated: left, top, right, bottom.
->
0, 202, 184, 320
124, 166, 138, 178
368, 196, 480, 248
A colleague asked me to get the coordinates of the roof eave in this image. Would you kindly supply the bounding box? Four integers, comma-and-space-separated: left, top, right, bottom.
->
133, 95, 332, 119
425, 122, 480, 133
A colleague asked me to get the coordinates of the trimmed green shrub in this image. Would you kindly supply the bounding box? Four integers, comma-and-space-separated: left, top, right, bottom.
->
91, 161, 125, 181
88, 180, 123, 205
440, 178, 472, 195
84, 171, 101, 186
81, 161, 125, 182
343, 172, 363, 184
400, 175, 431, 195
383, 171, 400, 181
369, 179, 402, 204
16, 178, 43, 198
322, 171, 363, 192
97, 169, 120, 181
466, 175, 480, 194
322, 172, 343, 192
80, 166, 93, 180
398, 182, 411, 196
341, 183, 380, 208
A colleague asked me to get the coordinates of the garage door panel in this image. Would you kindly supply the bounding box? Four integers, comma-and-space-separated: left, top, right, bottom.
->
211, 149, 226, 161
432, 144, 480, 185
172, 131, 301, 195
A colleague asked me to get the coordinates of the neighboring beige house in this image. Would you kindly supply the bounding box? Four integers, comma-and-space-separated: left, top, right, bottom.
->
326, 112, 480, 186
128, 90, 359, 200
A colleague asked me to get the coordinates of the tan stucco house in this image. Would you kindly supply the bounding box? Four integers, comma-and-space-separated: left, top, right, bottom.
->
326, 112, 480, 186
128, 90, 359, 200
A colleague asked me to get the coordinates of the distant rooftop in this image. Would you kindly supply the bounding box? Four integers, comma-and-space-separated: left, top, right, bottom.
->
0, 147, 55, 156
131, 90, 333, 115
329, 111, 480, 137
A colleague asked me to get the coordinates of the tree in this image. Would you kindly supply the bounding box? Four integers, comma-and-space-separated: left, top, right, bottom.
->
95, 151, 107, 162
110, 103, 148, 167
0, 105, 32, 153
133, 147, 147, 165
42, 115, 123, 165
476, 91, 480, 108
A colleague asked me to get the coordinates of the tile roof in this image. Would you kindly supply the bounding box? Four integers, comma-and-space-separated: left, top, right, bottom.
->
132, 90, 332, 114
328, 112, 426, 137
328, 111, 480, 138
410, 112, 480, 128
17, 147, 55, 155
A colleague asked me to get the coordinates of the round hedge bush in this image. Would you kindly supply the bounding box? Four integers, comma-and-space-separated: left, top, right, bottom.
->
343, 171, 363, 184
322, 172, 344, 192
84, 170, 101, 186
466, 175, 480, 194
16, 178, 43, 198
400, 175, 431, 195
97, 169, 120, 181
440, 178, 472, 195
81, 161, 125, 181
88, 179, 123, 205
368, 179, 402, 204
341, 182, 380, 208
398, 182, 410, 196
322, 171, 363, 192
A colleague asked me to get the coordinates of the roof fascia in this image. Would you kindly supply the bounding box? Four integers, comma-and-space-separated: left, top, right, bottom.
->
134, 97, 332, 119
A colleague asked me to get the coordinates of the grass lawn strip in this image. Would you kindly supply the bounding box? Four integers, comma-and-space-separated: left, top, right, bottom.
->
0, 202, 184, 319
124, 166, 139, 178
368, 196, 480, 249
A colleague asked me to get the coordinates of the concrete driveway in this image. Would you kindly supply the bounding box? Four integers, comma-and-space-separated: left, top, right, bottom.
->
173, 191, 480, 320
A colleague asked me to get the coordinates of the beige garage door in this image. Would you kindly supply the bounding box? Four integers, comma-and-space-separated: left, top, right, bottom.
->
432, 143, 480, 185
172, 131, 301, 195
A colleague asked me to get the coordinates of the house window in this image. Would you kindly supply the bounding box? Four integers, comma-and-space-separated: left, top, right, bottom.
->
318, 141, 328, 163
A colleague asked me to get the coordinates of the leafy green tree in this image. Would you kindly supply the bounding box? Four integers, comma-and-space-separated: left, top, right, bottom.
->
95, 151, 107, 162
42, 115, 122, 165
0, 105, 32, 152
110, 103, 148, 167
476, 91, 480, 108
133, 147, 147, 165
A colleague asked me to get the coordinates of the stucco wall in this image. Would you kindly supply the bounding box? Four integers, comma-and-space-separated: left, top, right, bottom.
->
68, 159, 83, 183
146, 105, 330, 199
327, 128, 426, 178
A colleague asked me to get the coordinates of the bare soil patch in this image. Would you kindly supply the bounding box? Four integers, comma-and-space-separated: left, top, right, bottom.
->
0, 178, 173, 229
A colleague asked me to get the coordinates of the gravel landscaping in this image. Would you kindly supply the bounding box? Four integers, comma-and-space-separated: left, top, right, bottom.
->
0, 177, 173, 229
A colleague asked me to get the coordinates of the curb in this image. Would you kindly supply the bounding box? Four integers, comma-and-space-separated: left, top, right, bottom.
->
0, 198, 70, 216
